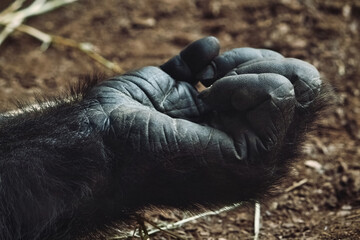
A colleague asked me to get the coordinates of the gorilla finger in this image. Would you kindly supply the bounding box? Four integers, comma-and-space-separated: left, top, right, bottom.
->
197, 48, 284, 87
160, 36, 220, 84
231, 58, 321, 107
200, 73, 296, 151
199, 73, 295, 113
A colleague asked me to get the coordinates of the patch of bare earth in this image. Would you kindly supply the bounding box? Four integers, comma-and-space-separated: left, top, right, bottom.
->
1, 0, 359, 239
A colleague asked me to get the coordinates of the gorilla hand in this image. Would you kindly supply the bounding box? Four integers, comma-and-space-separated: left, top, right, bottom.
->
84, 37, 322, 210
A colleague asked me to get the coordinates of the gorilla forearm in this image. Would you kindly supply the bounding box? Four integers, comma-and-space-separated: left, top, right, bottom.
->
0, 98, 111, 239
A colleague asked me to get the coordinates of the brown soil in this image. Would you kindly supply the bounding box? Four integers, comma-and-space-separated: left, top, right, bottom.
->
1, 0, 360, 239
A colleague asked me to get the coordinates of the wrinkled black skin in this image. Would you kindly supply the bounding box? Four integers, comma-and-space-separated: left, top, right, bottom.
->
0, 37, 330, 239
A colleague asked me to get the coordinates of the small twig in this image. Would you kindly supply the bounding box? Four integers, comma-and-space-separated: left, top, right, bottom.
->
16, 24, 52, 49
0, 0, 123, 73
51, 35, 124, 73
0, 0, 76, 46
13, 24, 124, 73
285, 178, 308, 193
132, 226, 138, 237
254, 202, 261, 240
143, 218, 187, 240
0, 0, 26, 18
0, 13, 24, 45
346, 213, 360, 220
111, 203, 242, 239
0, 0, 76, 24
137, 216, 149, 240
148, 203, 242, 236
29, 0, 77, 18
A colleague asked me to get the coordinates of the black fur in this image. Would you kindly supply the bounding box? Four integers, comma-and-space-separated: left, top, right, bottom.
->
0, 75, 333, 240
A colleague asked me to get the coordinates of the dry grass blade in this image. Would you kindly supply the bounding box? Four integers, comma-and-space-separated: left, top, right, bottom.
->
254, 202, 260, 240
0, 0, 76, 45
0, 0, 26, 17
137, 216, 150, 240
285, 178, 308, 193
16, 24, 51, 48
142, 218, 187, 240
51, 35, 123, 73
0, 0, 123, 73
110, 203, 242, 239
0, 0, 76, 24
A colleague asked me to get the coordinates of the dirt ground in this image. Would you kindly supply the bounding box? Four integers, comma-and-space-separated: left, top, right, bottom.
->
1, 0, 360, 239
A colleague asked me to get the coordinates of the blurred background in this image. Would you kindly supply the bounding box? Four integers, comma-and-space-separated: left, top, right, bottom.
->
0, 0, 359, 239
